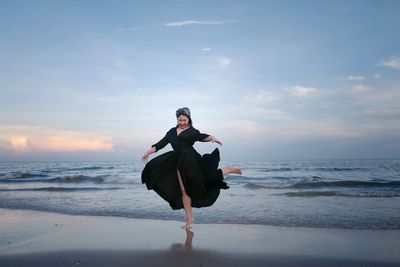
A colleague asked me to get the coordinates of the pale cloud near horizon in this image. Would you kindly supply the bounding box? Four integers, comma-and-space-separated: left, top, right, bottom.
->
233, 89, 361, 143
234, 81, 399, 144
206, 115, 363, 144
165, 20, 232, 27
0, 125, 114, 153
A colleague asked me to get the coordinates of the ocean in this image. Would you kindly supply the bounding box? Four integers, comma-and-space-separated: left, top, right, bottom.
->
0, 159, 399, 229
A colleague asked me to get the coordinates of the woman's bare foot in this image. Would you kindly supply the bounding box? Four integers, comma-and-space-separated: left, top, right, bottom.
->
184, 228, 194, 250
222, 166, 242, 176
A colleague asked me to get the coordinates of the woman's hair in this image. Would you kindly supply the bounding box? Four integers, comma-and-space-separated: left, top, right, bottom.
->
176, 115, 193, 127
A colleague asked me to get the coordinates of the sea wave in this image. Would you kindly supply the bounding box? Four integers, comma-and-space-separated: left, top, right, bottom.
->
242, 180, 400, 190
290, 180, 400, 188
51, 174, 108, 183
312, 167, 368, 172
61, 166, 115, 171
282, 191, 400, 198
0, 186, 124, 192
243, 182, 269, 189
0, 174, 118, 184
258, 167, 300, 172
0, 172, 49, 179
250, 167, 368, 172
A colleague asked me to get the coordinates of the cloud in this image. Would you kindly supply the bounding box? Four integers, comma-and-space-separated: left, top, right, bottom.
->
243, 90, 276, 106
287, 85, 318, 96
10, 136, 28, 153
165, 20, 230, 27
271, 119, 362, 140
201, 48, 212, 52
216, 56, 231, 69
352, 84, 371, 93
377, 55, 400, 70
373, 74, 382, 79
347, 75, 364, 81
210, 116, 362, 144
0, 125, 114, 153
365, 107, 400, 119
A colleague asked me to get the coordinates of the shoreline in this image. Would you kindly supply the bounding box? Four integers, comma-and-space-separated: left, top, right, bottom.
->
1, 208, 399, 266
1, 206, 397, 231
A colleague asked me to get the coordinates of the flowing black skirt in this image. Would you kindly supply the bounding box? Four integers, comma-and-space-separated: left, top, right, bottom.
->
141, 147, 229, 210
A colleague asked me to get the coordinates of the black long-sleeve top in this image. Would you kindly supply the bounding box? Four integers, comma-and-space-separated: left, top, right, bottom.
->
151, 125, 210, 152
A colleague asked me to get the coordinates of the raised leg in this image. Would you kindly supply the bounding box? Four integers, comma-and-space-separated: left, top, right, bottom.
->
222, 166, 242, 176
177, 168, 194, 229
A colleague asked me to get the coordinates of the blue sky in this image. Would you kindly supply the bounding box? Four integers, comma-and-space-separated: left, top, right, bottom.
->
1, 0, 399, 161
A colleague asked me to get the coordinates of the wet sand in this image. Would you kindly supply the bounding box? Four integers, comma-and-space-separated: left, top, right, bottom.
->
0, 208, 399, 266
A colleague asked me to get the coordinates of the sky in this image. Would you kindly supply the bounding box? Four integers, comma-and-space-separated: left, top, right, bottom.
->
1, 0, 400, 161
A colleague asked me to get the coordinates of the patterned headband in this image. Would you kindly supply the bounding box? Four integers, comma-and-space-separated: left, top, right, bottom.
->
176, 107, 191, 118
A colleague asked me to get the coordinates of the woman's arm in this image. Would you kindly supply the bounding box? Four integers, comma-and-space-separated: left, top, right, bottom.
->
141, 133, 169, 164
151, 133, 169, 152
196, 131, 222, 145
206, 135, 222, 145
200, 135, 213, 142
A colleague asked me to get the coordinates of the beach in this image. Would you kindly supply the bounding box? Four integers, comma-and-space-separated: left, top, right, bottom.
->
1, 160, 399, 266
1, 208, 399, 267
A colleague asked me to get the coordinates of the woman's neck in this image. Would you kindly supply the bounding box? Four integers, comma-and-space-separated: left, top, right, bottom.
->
178, 125, 190, 129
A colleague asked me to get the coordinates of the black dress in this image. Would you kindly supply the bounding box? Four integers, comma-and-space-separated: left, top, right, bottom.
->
141, 125, 230, 210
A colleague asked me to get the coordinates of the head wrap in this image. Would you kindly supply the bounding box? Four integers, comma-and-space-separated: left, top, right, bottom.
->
176, 107, 191, 118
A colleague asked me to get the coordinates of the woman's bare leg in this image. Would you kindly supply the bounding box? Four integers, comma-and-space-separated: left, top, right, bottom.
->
177, 168, 193, 229
222, 166, 242, 176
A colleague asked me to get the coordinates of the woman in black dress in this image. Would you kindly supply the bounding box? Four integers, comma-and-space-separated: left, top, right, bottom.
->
141, 107, 242, 229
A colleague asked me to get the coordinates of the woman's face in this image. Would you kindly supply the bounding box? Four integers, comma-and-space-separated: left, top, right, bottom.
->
177, 115, 189, 128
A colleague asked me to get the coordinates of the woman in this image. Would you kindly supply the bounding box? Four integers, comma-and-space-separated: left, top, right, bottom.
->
141, 107, 242, 229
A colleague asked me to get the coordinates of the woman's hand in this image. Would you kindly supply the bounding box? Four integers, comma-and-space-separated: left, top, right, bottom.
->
141, 147, 156, 164
211, 136, 222, 146
141, 153, 149, 164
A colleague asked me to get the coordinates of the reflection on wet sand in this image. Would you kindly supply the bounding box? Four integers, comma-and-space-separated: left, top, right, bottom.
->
169, 227, 194, 251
